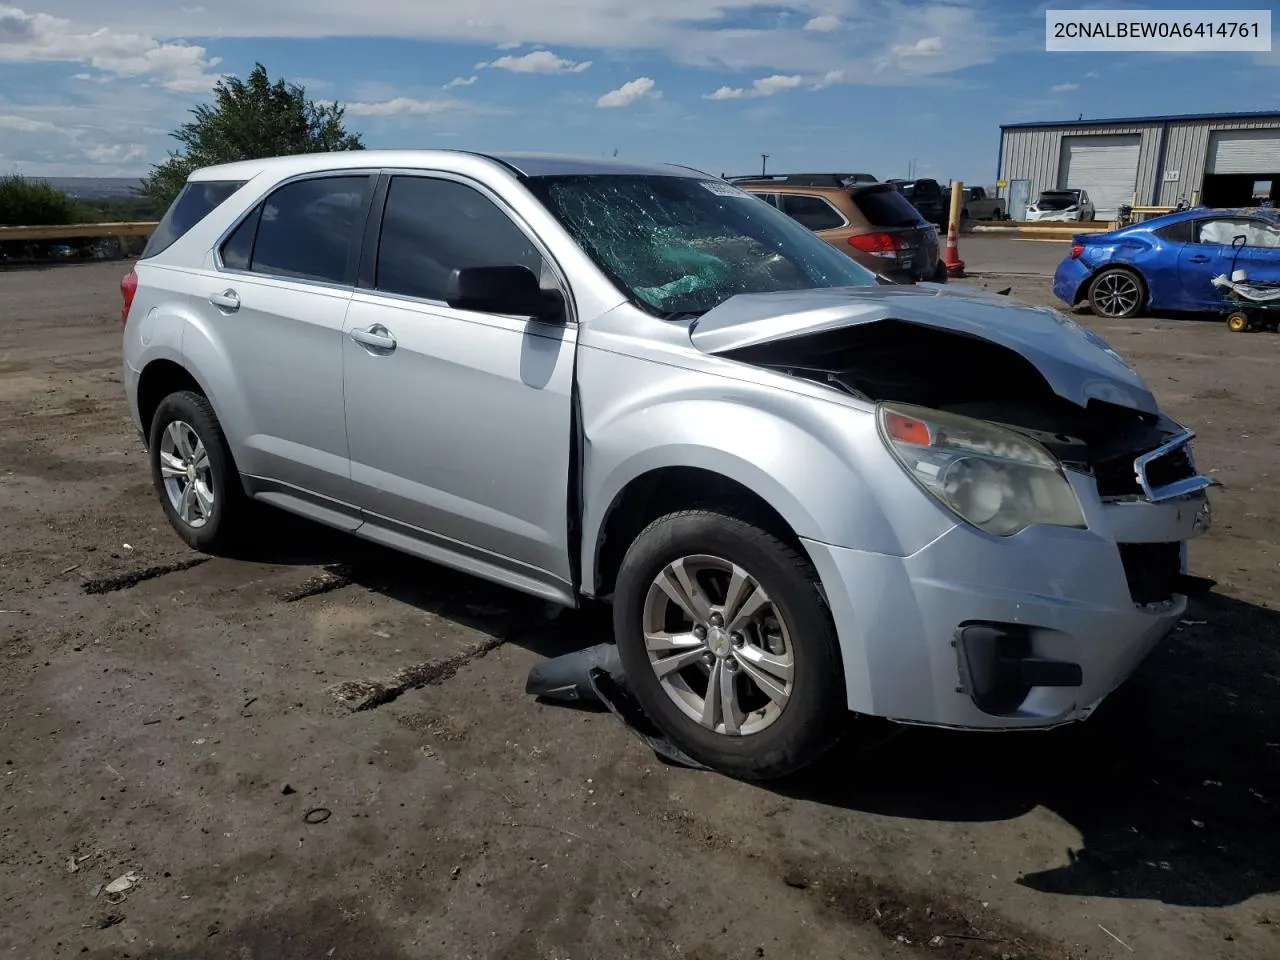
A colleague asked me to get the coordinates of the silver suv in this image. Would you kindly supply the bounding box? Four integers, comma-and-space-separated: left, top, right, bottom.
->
122, 151, 1215, 779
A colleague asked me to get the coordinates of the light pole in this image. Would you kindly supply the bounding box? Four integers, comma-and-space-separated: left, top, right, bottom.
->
761, 154, 769, 176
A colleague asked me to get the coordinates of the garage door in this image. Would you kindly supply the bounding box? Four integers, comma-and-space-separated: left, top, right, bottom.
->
1207, 129, 1280, 174
1057, 134, 1141, 219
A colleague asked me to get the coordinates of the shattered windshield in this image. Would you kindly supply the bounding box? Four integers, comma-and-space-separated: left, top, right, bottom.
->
525, 174, 876, 316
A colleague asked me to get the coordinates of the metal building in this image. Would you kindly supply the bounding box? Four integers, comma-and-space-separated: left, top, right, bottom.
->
997, 111, 1280, 220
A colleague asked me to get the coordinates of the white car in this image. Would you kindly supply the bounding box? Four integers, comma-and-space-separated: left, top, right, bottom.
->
1027, 189, 1096, 222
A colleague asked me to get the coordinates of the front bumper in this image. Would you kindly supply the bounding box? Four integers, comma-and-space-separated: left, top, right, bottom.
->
803, 475, 1211, 730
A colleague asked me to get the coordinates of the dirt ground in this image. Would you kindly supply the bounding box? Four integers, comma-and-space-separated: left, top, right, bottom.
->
1, 258, 1277, 960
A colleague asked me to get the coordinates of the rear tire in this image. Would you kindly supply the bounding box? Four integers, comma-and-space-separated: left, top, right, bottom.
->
612, 509, 846, 781
148, 390, 247, 553
1227, 312, 1249, 333
1087, 267, 1145, 319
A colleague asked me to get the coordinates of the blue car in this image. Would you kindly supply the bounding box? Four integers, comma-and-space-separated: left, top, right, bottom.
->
1052, 206, 1280, 319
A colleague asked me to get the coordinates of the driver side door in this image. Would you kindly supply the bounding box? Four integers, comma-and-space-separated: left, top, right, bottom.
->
341, 172, 578, 599
1178, 216, 1257, 309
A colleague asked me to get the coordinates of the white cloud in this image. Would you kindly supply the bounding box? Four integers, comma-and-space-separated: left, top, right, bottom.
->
0, 114, 59, 132
343, 96, 479, 117
26, 0, 1018, 81
891, 36, 943, 58
495, 39, 522, 50
804, 15, 841, 33
753, 73, 803, 95
444, 75, 478, 88
478, 49, 591, 73
86, 142, 146, 163
811, 69, 844, 89
596, 76, 655, 108
1084, 70, 1100, 79
1051, 82, 1080, 93
704, 73, 803, 100
0, 5, 221, 91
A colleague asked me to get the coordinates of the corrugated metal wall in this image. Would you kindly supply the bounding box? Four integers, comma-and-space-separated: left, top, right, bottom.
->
1001, 116, 1280, 210
1000, 124, 1159, 205
1158, 117, 1280, 205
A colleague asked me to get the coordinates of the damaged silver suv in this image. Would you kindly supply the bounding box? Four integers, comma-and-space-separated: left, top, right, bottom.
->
121, 151, 1216, 779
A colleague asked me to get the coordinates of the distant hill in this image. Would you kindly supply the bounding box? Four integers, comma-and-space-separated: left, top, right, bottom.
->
32, 177, 145, 200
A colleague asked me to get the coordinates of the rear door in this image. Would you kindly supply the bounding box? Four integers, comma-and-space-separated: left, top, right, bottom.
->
203, 172, 375, 510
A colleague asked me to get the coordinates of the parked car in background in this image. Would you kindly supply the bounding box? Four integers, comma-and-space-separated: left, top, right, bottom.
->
886, 178, 949, 229
1052, 206, 1280, 318
121, 150, 1215, 780
732, 173, 946, 283
1027, 189, 1096, 222
963, 186, 1007, 221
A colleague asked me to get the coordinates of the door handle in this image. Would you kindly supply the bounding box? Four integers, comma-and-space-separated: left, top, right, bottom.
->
349, 325, 397, 351
209, 289, 240, 311
1188, 255, 1211, 263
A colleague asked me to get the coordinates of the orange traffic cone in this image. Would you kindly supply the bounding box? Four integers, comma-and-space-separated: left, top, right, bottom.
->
943, 222, 965, 278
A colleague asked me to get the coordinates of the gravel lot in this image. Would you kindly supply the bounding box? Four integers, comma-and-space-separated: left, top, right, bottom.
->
1, 253, 1278, 960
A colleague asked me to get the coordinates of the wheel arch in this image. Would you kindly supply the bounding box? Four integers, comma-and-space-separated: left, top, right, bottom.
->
136, 359, 208, 442
1085, 262, 1149, 311
589, 465, 815, 603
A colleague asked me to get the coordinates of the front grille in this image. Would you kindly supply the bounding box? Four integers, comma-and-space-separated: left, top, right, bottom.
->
1117, 542, 1182, 605
1094, 439, 1197, 498
1143, 445, 1196, 490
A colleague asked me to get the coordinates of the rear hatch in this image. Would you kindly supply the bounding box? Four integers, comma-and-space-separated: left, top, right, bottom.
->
848, 184, 939, 281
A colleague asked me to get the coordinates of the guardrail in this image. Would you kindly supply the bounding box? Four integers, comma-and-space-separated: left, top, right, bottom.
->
0, 221, 159, 242
969, 220, 1116, 239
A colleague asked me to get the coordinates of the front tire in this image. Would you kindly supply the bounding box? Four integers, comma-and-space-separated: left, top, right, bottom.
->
1087, 267, 1145, 319
612, 509, 846, 780
148, 390, 247, 553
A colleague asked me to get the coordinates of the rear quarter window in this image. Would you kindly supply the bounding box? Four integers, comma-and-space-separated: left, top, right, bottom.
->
853, 189, 927, 228
141, 180, 245, 259
779, 194, 846, 231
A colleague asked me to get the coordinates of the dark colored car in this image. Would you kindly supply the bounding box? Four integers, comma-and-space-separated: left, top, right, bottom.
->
887, 178, 948, 229
731, 174, 945, 283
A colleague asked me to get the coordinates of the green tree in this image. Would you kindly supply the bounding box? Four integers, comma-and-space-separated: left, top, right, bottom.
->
0, 174, 80, 226
140, 63, 365, 211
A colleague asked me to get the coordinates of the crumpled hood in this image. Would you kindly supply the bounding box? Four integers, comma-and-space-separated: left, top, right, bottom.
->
688, 285, 1158, 414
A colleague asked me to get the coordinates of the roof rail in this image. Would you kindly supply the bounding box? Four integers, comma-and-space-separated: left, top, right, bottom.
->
725, 173, 878, 188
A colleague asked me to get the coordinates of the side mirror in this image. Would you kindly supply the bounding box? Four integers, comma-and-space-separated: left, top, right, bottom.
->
445, 265, 565, 322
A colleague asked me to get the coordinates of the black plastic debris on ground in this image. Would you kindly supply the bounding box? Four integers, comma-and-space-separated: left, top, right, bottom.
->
525, 643, 708, 772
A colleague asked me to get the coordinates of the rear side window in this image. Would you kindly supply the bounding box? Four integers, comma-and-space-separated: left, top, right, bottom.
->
222, 175, 372, 285
853, 188, 926, 228
141, 180, 244, 259
779, 194, 845, 231
1153, 219, 1193, 244
374, 176, 544, 302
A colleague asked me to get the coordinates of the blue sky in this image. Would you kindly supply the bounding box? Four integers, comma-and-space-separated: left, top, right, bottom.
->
1, 1, 1276, 183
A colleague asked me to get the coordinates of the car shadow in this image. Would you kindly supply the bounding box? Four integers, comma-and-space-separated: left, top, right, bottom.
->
223, 509, 1278, 908
776, 588, 1280, 909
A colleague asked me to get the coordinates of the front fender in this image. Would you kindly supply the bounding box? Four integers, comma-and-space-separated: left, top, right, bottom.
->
577, 349, 957, 591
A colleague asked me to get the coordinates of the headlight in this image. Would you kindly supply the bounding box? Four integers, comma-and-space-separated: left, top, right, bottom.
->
876, 402, 1086, 537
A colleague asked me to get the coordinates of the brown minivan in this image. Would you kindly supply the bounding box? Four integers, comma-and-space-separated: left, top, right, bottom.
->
730, 174, 945, 283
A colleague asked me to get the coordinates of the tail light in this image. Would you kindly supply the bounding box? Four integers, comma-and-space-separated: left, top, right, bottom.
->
120, 270, 138, 324
1070, 243, 1084, 259
849, 232, 902, 257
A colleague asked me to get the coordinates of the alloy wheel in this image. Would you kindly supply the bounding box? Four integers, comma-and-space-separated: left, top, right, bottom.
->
641, 554, 794, 736
1093, 272, 1141, 317
158, 420, 214, 528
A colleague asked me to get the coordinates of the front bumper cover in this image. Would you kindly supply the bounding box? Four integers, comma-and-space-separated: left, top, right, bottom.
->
804, 473, 1211, 730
